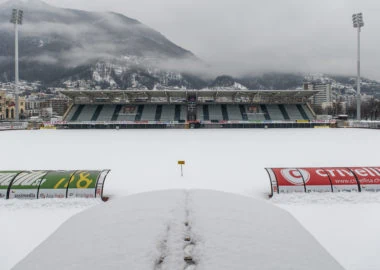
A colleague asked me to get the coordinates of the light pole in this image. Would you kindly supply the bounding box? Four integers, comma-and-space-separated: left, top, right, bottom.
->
10, 9, 23, 121
352, 13, 364, 121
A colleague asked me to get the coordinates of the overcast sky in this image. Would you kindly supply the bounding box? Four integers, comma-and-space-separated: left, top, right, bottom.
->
2, 0, 380, 79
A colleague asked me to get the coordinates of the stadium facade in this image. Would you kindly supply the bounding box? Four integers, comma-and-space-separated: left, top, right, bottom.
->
58, 89, 333, 129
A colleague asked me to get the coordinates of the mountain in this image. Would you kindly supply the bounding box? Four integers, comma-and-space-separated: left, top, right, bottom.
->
1, 0, 380, 94
0, 0, 202, 88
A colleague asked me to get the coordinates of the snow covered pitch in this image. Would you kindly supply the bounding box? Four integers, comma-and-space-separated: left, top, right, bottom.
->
1, 128, 380, 270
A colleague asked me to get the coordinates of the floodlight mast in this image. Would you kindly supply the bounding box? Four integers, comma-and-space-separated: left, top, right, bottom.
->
10, 9, 23, 121
352, 13, 364, 121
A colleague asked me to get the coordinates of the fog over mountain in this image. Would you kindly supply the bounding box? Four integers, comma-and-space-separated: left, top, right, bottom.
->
0, 0, 379, 90
0, 0, 211, 88
1, 0, 378, 79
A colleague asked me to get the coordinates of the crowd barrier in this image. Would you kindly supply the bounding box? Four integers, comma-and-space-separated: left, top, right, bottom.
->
0, 170, 110, 201
266, 167, 380, 196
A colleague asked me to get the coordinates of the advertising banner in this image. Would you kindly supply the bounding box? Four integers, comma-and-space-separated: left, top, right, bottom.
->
0, 170, 110, 200
95, 170, 111, 200
67, 171, 101, 199
0, 171, 21, 199
38, 171, 76, 199
270, 168, 305, 193
349, 167, 380, 192
298, 168, 333, 193
267, 167, 368, 195
322, 168, 359, 192
265, 168, 279, 196
8, 171, 48, 199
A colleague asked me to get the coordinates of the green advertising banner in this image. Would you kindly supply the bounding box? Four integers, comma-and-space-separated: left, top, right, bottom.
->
67, 171, 101, 199
38, 171, 76, 199
0, 171, 21, 199
0, 170, 110, 200
8, 171, 48, 199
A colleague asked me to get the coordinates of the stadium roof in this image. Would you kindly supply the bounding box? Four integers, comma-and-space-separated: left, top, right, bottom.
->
60, 89, 319, 104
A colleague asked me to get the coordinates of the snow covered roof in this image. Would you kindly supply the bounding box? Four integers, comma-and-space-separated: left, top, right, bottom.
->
60, 89, 319, 104
13, 190, 344, 270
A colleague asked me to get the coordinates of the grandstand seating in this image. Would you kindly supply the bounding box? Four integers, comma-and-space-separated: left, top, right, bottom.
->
284, 104, 304, 120
65, 105, 78, 121
76, 105, 97, 122
97, 105, 116, 122
208, 105, 223, 121
64, 104, 315, 123
116, 105, 137, 121
180, 105, 188, 121
301, 104, 315, 119
245, 105, 266, 121
266, 105, 285, 120
197, 105, 206, 121
139, 105, 156, 121
227, 105, 243, 121
160, 105, 176, 122
91, 105, 104, 121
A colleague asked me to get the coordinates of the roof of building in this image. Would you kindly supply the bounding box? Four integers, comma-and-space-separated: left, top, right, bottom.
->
60, 89, 319, 104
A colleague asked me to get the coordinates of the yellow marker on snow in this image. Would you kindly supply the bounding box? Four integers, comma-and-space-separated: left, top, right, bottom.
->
178, 161, 185, 176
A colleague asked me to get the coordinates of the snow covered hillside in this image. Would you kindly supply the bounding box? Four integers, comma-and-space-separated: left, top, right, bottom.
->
1, 129, 380, 269
13, 190, 344, 270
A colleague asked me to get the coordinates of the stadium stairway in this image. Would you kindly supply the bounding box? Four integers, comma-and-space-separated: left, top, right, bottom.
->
135, 105, 144, 121
155, 105, 163, 121
239, 105, 248, 121
97, 105, 115, 122
296, 104, 309, 120
175, 105, 181, 121
260, 105, 271, 120
111, 105, 122, 121
278, 105, 290, 120
91, 105, 104, 121
203, 105, 210, 121
221, 105, 229, 121
70, 105, 85, 121
301, 104, 315, 120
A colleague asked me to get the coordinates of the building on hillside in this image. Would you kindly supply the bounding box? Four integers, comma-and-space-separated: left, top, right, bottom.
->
304, 82, 333, 108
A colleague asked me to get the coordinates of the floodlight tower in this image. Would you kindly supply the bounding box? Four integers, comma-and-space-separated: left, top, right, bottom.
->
10, 9, 23, 121
352, 13, 364, 120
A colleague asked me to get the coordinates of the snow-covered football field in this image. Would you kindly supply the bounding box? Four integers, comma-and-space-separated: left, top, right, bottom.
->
1, 128, 380, 270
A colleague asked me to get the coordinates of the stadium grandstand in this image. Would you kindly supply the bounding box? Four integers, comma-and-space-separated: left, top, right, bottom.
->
58, 90, 330, 129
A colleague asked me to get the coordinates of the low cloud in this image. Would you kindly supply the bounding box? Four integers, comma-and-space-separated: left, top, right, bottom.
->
2, 0, 380, 80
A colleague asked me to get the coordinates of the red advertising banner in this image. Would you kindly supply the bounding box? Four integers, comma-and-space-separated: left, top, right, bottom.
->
298, 168, 332, 192
271, 168, 305, 193
322, 168, 359, 192
266, 168, 279, 196
349, 167, 380, 192
267, 167, 371, 195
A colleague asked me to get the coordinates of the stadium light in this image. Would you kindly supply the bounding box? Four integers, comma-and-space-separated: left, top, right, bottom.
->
10, 9, 23, 121
352, 13, 364, 120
